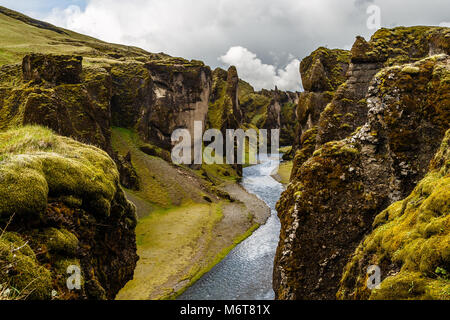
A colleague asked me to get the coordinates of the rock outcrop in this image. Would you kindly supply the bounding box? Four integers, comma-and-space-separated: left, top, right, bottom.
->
0, 55, 113, 153
274, 26, 450, 300
237, 80, 299, 146
208, 67, 242, 134
287, 47, 351, 165
0, 126, 138, 300
0, 53, 213, 154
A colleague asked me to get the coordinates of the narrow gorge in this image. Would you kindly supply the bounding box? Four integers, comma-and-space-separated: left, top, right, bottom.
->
0, 5, 448, 302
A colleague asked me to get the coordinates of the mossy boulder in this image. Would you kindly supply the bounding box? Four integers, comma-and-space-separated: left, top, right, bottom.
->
338, 130, 450, 300
0, 126, 138, 299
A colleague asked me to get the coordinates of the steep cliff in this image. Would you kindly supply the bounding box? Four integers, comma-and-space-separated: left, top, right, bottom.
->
208, 67, 242, 134
274, 26, 450, 300
237, 81, 299, 146
287, 47, 351, 167
0, 126, 137, 300
338, 129, 450, 300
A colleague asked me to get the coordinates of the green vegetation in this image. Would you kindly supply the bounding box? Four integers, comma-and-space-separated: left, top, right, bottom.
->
112, 127, 262, 299
338, 130, 450, 300
238, 80, 271, 127
116, 203, 222, 300
0, 126, 119, 220
0, 125, 135, 300
351, 26, 449, 66
300, 47, 351, 92
273, 161, 293, 185
0, 231, 53, 300
0, 6, 161, 67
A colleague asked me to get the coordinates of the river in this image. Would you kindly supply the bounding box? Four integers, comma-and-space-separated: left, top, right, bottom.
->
179, 155, 284, 300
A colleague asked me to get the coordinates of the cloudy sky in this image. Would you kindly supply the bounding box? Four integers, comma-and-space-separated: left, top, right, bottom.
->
1, 0, 449, 91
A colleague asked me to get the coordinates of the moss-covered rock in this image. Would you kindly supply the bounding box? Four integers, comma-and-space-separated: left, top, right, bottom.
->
22, 54, 82, 85
338, 130, 450, 300
352, 26, 450, 66
289, 48, 350, 160
301, 47, 351, 92
318, 26, 449, 148
274, 51, 449, 300
208, 67, 242, 134
0, 56, 113, 153
0, 126, 138, 299
0, 232, 53, 299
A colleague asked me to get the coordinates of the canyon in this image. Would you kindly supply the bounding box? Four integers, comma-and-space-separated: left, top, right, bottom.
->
0, 5, 448, 301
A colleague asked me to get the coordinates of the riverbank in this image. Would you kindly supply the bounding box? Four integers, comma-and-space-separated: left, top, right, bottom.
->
271, 161, 293, 185
116, 182, 270, 300
111, 127, 271, 300
179, 155, 284, 300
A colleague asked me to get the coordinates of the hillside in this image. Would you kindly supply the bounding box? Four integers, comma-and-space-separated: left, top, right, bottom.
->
0, 6, 161, 66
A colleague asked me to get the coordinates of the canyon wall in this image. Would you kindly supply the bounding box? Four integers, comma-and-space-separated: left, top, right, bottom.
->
274, 26, 450, 300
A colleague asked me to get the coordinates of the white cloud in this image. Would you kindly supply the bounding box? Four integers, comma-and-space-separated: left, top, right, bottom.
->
439, 21, 450, 27
39, 0, 450, 90
219, 46, 301, 91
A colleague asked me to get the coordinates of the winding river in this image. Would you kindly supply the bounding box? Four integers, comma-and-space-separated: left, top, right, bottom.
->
179, 155, 284, 300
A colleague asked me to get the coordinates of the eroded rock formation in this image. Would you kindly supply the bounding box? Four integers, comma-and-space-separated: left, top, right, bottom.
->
274, 26, 450, 300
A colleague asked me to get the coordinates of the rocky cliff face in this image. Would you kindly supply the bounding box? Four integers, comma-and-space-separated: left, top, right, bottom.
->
0, 8, 218, 300
274, 26, 450, 300
0, 54, 113, 153
208, 67, 242, 134
337, 129, 450, 300
287, 47, 350, 166
237, 81, 299, 147
0, 53, 213, 154
0, 126, 137, 299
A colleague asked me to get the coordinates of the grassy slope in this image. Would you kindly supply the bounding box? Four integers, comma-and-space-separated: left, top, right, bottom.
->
0, 6, 159, 67
112, 128, 262, 299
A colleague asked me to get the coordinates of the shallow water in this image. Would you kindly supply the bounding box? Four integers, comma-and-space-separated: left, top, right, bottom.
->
179, 155, 284, 300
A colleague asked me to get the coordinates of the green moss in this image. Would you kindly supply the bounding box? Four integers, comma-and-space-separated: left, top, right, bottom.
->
0, 126, 120, 222
354, 26, 450, 66
402, 65, 420, 74
36, 228, 79, 256
273, 161, 293, 185
338, 130, 450, 300
301, 47, 351, 92
0, 232, 53, 299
